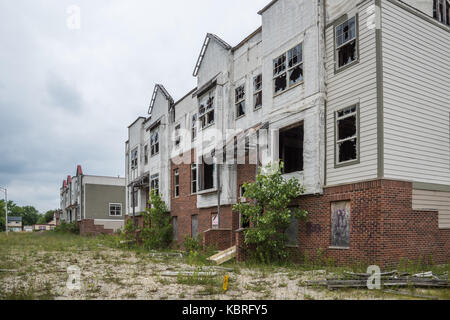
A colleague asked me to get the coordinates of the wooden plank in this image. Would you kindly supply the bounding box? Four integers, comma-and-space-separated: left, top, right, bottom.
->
207, 246, 236, 265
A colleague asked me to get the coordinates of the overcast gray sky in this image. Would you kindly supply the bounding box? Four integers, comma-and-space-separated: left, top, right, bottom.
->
0, 0, 268, 213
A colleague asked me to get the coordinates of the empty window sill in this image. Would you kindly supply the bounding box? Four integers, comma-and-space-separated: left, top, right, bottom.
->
328, 246, 349, 250
196, 188, 217, 195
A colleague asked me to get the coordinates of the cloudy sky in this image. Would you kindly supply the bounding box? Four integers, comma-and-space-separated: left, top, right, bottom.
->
0, 0, 268, 213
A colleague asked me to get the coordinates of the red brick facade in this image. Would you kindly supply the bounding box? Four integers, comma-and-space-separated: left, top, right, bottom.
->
293, 179, 450, 267
78, 219, 114, 236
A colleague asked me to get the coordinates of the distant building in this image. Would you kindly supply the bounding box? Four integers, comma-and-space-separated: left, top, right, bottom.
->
60, 165, 126, 235
7, 216, 22, 232
23, 226, 33, 232
33, 224, 55, 231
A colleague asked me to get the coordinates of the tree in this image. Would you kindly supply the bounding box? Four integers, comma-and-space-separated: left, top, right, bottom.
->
22, 206, 40, 226
140, 190, 173, 250
232, 162, 308, 263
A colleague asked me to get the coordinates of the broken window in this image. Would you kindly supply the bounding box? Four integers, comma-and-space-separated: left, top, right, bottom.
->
130, 148, 138, 169
235, 85, 245, 118
191, 113, 197, 141
336, 105, 358, 165
279, 123, 304, 174
191, 215, 198, 238
150, 174, 159, 194
174, 124, 181, 148
144, 144, 148, 165
288, 44, 303, 86
191, 164, 197, 194
273, 43, 303, 95
434, 0, 450, 25
331, 201, 351, 248
253, 74, 262, 109
336, 16, 358, 69
150, 129, 159, 156
174, 169, 179, 197
199, 94, 215, 129
199, 156, 215, 191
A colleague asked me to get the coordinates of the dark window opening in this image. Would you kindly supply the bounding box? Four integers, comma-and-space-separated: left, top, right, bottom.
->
174, 169, 179, 197
274, 74, 287, 94
338, 40, 357, 68
191, 164, 197, 193
289, 65, 303, 86
279, 123, 304, 174
203, 162, 214, 190
253, 74, 262, 109
336, 105, 358, 164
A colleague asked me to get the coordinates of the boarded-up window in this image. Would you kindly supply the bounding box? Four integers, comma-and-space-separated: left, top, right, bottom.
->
192, 215, 198, 238
331, 201, 351, 248
211, 213, 218, 229
285, 209, 299, 247
172, 216, 178, 241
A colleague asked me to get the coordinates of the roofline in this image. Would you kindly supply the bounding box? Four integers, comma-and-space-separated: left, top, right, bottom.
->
193, 33, 232, 77
232, 26, 262, 52
148, 84, 174, 115
173, 87, 197, 107
127, 116, 146, 128
258, 0, 279, 15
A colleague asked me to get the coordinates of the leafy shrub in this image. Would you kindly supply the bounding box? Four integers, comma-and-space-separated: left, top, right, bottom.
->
232, 162, 308, 263
53, 221, 79, 235
183, 234, 202, 253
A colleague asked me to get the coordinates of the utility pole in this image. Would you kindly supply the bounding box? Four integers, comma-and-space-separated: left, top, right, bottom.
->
0, 187, 7, 235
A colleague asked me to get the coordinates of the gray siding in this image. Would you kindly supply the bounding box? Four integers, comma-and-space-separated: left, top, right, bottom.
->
382, 1, 450, 185
85, 184, 126, 220
326, 0, 379, 185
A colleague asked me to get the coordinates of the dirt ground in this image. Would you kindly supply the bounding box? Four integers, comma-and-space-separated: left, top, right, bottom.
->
0, 233, 448, 300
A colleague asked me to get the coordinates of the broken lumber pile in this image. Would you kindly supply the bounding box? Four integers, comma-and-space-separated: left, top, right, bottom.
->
207, 246, 236, 265
306, 270, 449, 290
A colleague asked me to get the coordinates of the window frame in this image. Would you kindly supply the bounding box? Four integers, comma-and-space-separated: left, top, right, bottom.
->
130, 148, 138, 170
109, 203, 122, 217
174, 124, 181, 148
191, 113, 198, 141
253, 74, 262, 110
334, 104, 360, 168
150, 174, 159, 195
199, 92, 215, 130
191, 164, 197, 194
334, 14, 359, 73
150, 129, 159, 157
272, 43, 304, 96
174, 169, 180, 198
235, 84, 246, 119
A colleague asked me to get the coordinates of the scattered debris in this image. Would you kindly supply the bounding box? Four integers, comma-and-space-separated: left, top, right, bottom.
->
0, 269, 18, 272
161, 271, 217, 277
307, 271, 449, 290
207, 246, 236, 265
149, 251, 183, 258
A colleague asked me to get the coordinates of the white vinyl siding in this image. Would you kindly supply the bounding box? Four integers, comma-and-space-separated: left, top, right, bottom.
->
326, 1, 378, 185
382, 1, 450, 185
412, 189, 450, 229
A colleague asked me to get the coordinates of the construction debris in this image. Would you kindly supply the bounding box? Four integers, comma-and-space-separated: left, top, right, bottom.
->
307, 271, 449, 290
149, 251, 184, 258
161, 271, 217, 277
207, 246, 236, 265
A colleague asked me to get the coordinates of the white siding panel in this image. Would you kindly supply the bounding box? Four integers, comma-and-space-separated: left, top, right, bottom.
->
326, 0, 378, 185
412, 189, 450, 229
382, 1, 450, 186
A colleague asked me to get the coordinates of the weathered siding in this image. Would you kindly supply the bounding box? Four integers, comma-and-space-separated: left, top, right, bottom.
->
413, 189, 450, 229
325, 0, 379, 185
382, 1, 450, 185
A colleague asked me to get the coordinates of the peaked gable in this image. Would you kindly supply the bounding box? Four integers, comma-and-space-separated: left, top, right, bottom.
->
148, 84, 174, 115
193, 33, 231, 77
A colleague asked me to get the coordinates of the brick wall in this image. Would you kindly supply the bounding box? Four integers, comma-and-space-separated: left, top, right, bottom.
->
78, 219, 114, 236
202, 228, 233, 250
235, 179, 450, 267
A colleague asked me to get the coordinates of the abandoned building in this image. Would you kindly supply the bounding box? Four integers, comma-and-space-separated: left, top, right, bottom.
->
60, 165, 126, 235
125, 0, 450, 266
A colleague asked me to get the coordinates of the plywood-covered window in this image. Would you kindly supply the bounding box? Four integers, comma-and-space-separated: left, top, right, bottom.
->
172, 216, 178, 241
191, 215, 198, 238
331, 201, 351, 248
335, 16, 358, 69
335, 105, 359, 166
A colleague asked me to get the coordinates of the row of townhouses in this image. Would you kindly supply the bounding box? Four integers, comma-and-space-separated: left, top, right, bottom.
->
124, 0, 450, 266
60, 165, 126, 235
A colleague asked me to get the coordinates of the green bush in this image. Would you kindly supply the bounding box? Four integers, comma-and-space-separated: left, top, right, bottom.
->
53, 221, 79, 235
183, 234, 203, 253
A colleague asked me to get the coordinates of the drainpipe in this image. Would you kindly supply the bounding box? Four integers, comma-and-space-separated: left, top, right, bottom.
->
216, 162, 221, 228
132, 184, 136, 226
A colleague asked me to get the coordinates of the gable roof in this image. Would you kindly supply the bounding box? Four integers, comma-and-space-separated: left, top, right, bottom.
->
148, 84, 174, 115
193, 33, 232, 77
67, 175, 72, 184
